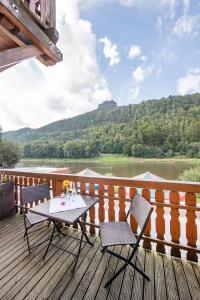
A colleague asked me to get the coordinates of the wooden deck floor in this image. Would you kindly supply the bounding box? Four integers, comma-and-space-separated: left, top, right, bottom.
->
0, 215, 200, 300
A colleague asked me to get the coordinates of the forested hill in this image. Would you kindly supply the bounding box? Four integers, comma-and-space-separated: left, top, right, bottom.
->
3, 94, 200, 158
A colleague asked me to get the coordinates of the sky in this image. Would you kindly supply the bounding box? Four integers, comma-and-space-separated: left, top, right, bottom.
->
0, 0, 200, 132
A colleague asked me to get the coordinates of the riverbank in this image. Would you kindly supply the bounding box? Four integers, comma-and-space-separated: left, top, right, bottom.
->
19, 155, 200, 164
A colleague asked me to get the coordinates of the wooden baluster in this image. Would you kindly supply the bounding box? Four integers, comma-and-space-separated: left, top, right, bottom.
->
40, 0, 46, 23
118, 186, 126, 221
23, 177, 29, 210
129, 187, 137, 233
29, 0, 36, 12
108, 185, 115, 222
155, 190, 165, 254
142, 189, 151, 250
89, 183, 95, 234
80, 182, 87, 232
170, 191, 181, 258
29, 177, 34, 208
52, 179, 62, 197
14, 176, 19, 212
34, 178, 40, 204
19, 177, 23, 214
98, 184, 105, 223
185, 192, 198, 262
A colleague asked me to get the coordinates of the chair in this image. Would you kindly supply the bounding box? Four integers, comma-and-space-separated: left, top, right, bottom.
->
21, 183, 51, 254
99, 193, 153, 287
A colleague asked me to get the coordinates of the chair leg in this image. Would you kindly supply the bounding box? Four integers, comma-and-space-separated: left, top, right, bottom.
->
78, 220, 93, 246
101, 247, 107, 254
72, 231, 84, 273
43, 223, 56, 260
23, 216, 31, 254
104, 248, 150, 287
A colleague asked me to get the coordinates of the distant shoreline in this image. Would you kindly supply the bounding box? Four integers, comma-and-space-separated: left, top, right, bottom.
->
19, 155, 200, 164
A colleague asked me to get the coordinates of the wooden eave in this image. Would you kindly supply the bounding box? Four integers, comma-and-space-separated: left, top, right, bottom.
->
0, 0, 63, 72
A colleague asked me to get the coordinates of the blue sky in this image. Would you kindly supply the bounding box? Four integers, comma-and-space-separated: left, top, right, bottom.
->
0, 0, 200, 131
80, 0, 200, 105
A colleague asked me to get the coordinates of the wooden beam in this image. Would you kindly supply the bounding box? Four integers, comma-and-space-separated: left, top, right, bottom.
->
0, 23, 53, 66
0, 44, 42, 67
0, 0, 62, 65
0, 60, 17, 71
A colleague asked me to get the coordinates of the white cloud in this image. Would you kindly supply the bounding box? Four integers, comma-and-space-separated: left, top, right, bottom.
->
132, 66, 152, 82
128, 45, 142, 59
0, 0, 112, 132
173, 14, 200, 38
99, 36, 120, 66
156, 16, 163, 34
130, 86, 140, 99
177, 68, 200, 95
160, 0, 177, 18
119, 0, 136, 7
140, 55, 148, 62
183, 0, 190, 15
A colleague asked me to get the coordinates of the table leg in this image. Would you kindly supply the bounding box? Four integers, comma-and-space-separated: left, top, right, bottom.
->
43, 223, 56, 259
78, 220, 93, 246
72, 231, 84, 273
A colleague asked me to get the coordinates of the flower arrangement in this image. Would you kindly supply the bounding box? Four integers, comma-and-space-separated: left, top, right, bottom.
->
63, 180, 70, 197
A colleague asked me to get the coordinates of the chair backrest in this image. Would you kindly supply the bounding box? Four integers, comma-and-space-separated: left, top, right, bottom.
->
130, 193, 153, 234
21, 183, 50, 205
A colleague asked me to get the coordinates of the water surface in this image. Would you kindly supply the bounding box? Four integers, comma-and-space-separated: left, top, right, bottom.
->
16, 159, 198, 180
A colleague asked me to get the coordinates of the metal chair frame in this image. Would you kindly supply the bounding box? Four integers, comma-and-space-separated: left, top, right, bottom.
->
21, 183, 52, 254
100, 193, 153, 287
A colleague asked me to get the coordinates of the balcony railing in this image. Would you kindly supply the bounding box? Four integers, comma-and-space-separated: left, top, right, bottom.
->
20, 0, 56, 29
2, 170, 200, 263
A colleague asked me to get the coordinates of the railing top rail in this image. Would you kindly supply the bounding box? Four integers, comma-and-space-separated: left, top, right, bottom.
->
2, 169, 200, 193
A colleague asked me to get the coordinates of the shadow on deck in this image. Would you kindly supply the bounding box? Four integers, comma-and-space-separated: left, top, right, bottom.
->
0, 215, 200, 300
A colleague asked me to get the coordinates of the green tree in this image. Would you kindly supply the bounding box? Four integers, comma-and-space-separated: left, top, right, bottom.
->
178, 166, 200, 182
0, 140, 22, 168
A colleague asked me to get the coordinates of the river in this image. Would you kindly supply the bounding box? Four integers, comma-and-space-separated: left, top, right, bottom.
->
15, 159, 199, 180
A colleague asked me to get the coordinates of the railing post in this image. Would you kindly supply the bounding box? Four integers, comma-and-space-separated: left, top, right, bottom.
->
170, 191, 181, 258
19, 176, 23, 214
98, 184, 105, 223
142, 189, 151, 249
52, 179, 62, 197
155, 190, 165, 254
129, 187, 138, 233
118, 186, 126, 221
108, 185, 115, 222
89, 183, 95, 234
185, 192, 198, 262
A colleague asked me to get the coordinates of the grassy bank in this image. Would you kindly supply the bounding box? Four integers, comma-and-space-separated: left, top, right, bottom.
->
19, 154, 200, 164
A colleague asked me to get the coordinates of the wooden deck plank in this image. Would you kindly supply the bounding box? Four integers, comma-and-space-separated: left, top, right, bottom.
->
154, 253, 167, 300
0, 226, 51, 274
143, 250, 155, 300
0, 216, 24, 238
46, 235, 97, 300
172, 257, 192, 300
182, 260, 200, 300
107, 245, 130, 300
163, 254, 179, 300
0, 227, 51, 283
0, 229, 54, 298
0, 215, 199, 300
95, 245, 123, 300
192, 263, 200, 286
131, 248, 145, 299
14, 229, 82, 300
118, 248, 136, 300
82, 247, 113, 300
71, 238, 104, 300
59, 235, 99, 299
34, 234, 96, 299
